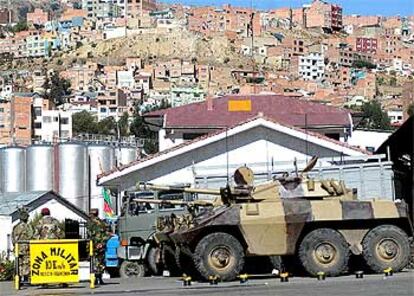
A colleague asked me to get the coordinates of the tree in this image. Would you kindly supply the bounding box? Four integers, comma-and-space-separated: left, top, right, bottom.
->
389, 76, 397, 87
118, 112, 130, 137
98, 116, 117, 135
130, 101, 171, 154
359, 101, 392, 130
407, 103, 414, 117
11, 21, 28, 33
72, 111, 98, 135
43, 72, 71, 105
352, 59, 376, 69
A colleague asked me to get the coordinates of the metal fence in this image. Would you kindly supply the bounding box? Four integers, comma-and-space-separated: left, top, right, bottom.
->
194, 154, 395, 201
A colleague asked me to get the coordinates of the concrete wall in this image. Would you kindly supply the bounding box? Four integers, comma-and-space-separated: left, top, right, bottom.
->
347, 130, 391, 151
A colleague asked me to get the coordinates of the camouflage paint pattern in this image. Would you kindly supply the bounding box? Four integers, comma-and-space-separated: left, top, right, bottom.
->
12, 222, 35, 277
149, 166, 412, 259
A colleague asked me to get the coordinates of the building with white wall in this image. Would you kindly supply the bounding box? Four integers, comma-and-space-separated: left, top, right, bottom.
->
299, 51, 325, 82
347, 129, 392, 152
33, 109, 73, 142
117, 70, 135, 89
0, 191, 89, 256
98, 116, 366, 191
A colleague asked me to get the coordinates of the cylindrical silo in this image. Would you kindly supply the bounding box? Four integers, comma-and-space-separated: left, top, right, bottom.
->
88, 145, 115, 217
26, 144, 54, 192
116, 146, 138, 166
57, 143, 89, 212
0, 147, 26, 193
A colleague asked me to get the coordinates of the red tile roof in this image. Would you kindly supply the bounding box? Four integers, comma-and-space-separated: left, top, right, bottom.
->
145, 94, 351, 128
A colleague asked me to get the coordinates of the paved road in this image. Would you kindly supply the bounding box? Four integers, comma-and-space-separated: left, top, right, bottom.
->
2, 271, 414, 296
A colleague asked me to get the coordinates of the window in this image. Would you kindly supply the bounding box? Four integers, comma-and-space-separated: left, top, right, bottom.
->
183, 133, 205, 140
34, 107, 41, 116
43, 116, 51, 123
54, 117, 59, 122
0, 108, 3, 113
34, 122, 42, 129
61, 118, 69, 125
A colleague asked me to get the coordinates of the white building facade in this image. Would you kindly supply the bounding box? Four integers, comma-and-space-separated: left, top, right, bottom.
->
299, 52, 325, 82
33, 109, 73, 142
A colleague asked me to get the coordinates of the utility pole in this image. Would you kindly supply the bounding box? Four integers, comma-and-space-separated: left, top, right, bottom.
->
7, 0, 12, 25
10, 95, 15, 146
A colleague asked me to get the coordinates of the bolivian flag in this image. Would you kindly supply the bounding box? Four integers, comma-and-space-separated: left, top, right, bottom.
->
103, 188, 115, 218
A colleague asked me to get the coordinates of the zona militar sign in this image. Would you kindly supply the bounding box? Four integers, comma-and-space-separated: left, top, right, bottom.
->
29, 239, 79, 284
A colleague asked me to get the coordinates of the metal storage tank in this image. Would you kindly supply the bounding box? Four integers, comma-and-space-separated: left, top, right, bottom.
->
57, 143, 89, 212
88, 145, 115, 215
116, 146, 138, 166
26, 145, 54, 192
0, 147, 26, 193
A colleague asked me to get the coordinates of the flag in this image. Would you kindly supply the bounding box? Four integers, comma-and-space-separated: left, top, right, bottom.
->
103, 188, 115, 218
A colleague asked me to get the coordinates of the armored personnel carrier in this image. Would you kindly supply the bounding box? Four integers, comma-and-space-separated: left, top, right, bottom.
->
135, 158, 413, 281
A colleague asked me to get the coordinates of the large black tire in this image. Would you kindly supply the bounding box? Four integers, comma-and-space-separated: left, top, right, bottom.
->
193, 232, 244, 281
161, 244, 181, 276
119, 261, 146, 278
175, 246, 197, 276
362, 225, 410, 273
147, 247, 162, 275
299, 228, 349, 276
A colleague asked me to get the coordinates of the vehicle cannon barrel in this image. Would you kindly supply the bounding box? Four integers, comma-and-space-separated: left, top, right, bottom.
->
136, 183, 222, 196
132, 198, 215, 207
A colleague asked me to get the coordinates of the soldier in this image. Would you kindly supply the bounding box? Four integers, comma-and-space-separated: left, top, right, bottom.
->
35, 208, 64, 239
87, 209, 110, 285
12, 207, 34, 282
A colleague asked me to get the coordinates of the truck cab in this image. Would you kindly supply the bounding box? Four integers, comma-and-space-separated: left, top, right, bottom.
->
116, 187, 193, 278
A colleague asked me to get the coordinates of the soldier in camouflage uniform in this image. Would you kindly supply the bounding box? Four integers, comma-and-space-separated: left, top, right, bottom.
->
12, 207, 34, 281
35, 208, 64, 239
87, 209, 110, 285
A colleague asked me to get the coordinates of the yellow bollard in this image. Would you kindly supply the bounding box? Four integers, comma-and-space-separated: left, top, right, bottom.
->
238, 274, 248, 284
280, 272, 289, 282
14, 243, 20, 290
89, 240, 95, 289
317, 271, 326, 281
383, 267, 393, 277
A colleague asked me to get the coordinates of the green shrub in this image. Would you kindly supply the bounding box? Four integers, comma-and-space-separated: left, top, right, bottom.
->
0, 252, 14, 281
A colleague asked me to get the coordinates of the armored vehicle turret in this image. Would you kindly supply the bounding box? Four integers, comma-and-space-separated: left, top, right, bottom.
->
137, 158, 413, 281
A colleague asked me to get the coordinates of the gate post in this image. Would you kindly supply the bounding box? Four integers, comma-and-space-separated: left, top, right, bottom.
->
89, 240, 95, 289
14, 243, 20, 290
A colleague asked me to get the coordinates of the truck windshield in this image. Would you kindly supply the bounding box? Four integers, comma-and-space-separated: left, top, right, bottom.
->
123, 190, 192, 216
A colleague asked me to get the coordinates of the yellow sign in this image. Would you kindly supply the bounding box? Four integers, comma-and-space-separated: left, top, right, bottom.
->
29, 239, 79, 284
228, 100, 252, 112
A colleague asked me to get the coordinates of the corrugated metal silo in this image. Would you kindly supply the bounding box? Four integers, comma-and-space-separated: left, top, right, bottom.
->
88, 145, 115, 215
26, 145, 54, 192
57, 143, 89, 212
116, 146, 138, 166
0, 147, 26, 193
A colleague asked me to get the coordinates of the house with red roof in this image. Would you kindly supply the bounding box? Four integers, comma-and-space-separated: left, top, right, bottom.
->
144, 94, 353, 151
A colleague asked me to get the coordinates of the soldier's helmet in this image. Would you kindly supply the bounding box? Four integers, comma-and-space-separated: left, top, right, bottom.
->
18, 207, 29, 221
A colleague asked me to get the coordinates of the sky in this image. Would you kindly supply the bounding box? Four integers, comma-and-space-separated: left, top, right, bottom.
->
161, 0, 414, 16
